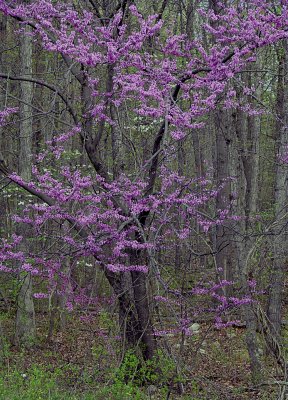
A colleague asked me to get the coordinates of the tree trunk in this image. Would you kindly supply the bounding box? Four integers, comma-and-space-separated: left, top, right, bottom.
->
15, 25, 36, 347
267, 41, 288, 337
80, 60, 156, 359
214, 109, 235, 296
233, 95, 261, 383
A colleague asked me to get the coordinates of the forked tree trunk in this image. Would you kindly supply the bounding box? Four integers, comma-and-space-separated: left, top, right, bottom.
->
81, 60, 156, 360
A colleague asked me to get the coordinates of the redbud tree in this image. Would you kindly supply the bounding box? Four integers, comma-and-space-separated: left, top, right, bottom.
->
0, 0, 287, 362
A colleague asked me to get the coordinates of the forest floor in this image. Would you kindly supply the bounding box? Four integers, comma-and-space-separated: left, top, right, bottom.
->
0, 310, 286, 400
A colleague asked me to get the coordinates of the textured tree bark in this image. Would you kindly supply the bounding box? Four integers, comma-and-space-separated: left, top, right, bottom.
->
213, 109, 235, 296
130, 244, 156, 360
15, 25, 36, 347
233, 94, 261, 383
130, 271, 156, 360
267, 41, 288, 338
104, 268, 142, 347
0, 14, 10, 314
0, 13, 7, 153
238, 70, 261, 382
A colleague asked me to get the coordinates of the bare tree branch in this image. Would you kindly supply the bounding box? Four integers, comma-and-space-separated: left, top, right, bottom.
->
0, 73, 78, 125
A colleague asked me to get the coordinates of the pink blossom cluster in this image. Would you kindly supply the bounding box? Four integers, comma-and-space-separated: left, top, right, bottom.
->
0, 107, 18, 126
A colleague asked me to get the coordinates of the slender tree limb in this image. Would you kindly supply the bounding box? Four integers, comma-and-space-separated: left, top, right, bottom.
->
0, 164, 55, 206
0, 73, 78, 125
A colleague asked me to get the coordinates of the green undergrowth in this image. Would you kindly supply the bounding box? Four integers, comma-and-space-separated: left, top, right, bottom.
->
0, 311, 283, 400
0, 364, 147, 400
0, 365, 223, 400
0, 352, 210, 400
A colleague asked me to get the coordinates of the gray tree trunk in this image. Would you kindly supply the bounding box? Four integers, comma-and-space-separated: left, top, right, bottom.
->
233, 89, 261, 383
15, 25, 36, 347
267, 41, 288, 337
213, 109, 235, 295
